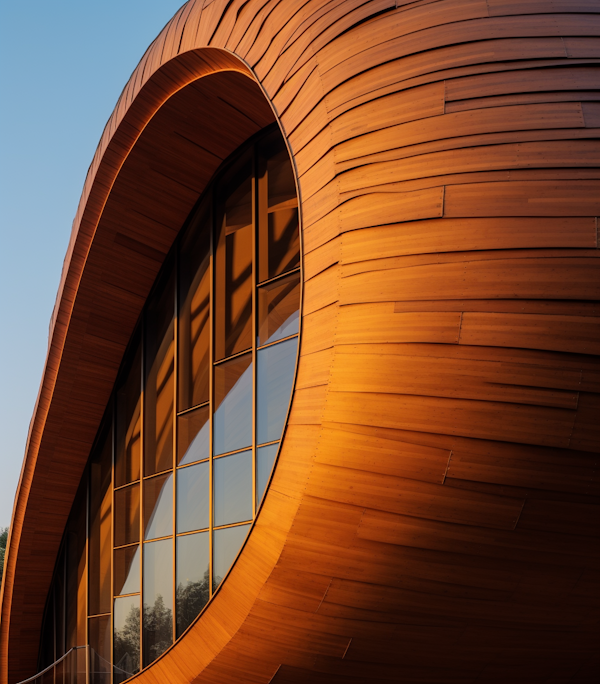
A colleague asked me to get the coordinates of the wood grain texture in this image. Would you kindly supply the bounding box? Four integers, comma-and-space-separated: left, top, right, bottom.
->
1, 1, 599, 683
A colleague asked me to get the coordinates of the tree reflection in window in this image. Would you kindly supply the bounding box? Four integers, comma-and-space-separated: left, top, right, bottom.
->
113, 601, 140, 682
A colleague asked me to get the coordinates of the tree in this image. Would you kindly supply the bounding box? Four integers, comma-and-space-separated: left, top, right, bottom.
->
176, 568, 210, 635
143, 594, 173, 662
114, 602, 140, 680
0, 527, 8, 585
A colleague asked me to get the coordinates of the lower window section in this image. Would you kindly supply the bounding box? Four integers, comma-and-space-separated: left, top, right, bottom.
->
89, 615, 111, 684
213, 524, 251, 590
176, 532, 210, 638
113, 596, 140, 682
256, 443, 279, 508
143, 539, 173, 667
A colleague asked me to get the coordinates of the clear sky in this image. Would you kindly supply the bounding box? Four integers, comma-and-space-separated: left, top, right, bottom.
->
0, 1, 187, 529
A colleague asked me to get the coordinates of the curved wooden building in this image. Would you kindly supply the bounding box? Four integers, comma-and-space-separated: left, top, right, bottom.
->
1, 0, 599, 682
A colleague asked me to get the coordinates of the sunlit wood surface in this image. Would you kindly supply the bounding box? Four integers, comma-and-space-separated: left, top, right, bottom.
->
2, 1, 599, 682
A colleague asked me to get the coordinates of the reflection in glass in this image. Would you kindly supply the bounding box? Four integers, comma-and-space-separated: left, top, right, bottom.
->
215, 153, 253, 360
113, 595, 140, 683
213, 524, 250, 590
89, 614, 111, 684
176, 532, 210, 638
115, 335, 141, 487
143, 539, 173, 667
179, 201, 211, 411
258, 133, 299, 283
144, 473, 173, 541
145, 265, 175, 476
54, 548, 65, 658
177, 405, 209, 466
257, 272, 300, 346
213, 354, 252, 456
114, 484, 140, 548
213, 451, 252, 527
114, 545, 140, 597
257, 443, 279, 509
89, 426, 112, 617
66, 484, 87, 650
177, 462, 209, 533
41, 668, 54, 684
266, 138, 297, 209
39, 593, 54, 668
55, 656, 66, 683
257, 337, 298, 445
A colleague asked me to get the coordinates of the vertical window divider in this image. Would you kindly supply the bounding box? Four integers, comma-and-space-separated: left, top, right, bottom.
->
172, 241, 179, 644
208, 190, 215, 598
252, 143, 259, 517
139, 311, 145, 670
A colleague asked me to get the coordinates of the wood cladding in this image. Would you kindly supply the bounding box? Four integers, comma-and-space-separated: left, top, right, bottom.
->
1, 1, 599, 683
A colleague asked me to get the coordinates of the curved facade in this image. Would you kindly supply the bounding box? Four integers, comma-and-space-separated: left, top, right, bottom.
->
1, 1, 599, 683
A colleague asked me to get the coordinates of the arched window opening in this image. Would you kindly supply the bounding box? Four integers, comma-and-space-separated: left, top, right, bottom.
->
37, 124, 301, 682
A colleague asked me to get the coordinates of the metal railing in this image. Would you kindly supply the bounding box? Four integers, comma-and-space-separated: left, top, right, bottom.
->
17, 646, 89, 684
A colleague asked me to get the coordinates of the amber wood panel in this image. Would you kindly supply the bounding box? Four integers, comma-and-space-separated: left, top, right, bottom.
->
2, 1, 599, 683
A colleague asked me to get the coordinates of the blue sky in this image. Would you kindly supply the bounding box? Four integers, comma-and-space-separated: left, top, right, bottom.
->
0, 1, 187, 529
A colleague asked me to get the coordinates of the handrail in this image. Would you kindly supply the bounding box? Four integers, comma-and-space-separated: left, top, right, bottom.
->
16, 645, 88, 684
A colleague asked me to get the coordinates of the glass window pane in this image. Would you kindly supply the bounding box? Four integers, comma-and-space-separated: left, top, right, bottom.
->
143, 473, 173, 541
66, 483, 87, 650
54, 548, 65, 658
89, 425, 112, 616
145, 265, 175, 476
266, 137, 297, 209
41, 668, 54, 684
213, 353, 252, 456
55, 654, 67, 683
179, 200, 211, 411
176, 532, 210, 638
257, 272, 300, 347
214, 152, 253, 360
257, 443, 279, 509
114, 484, 140, 548
258, 134, 299, 283
39, 592, 55, 668
213, 450, 252, 528
177, 405, 209, 466
114, 545, 140, 597
213, 524, 250, 590
263, 208, 299, 282
115, 334, 141, 487
143, 538, 173, 667
257, 337, 298, 445
177, 462, 209, 534
89, 614, 111, 684
113, 595, 140, 683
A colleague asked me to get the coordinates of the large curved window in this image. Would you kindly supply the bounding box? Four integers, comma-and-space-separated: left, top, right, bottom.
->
37, 125, 300, 681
